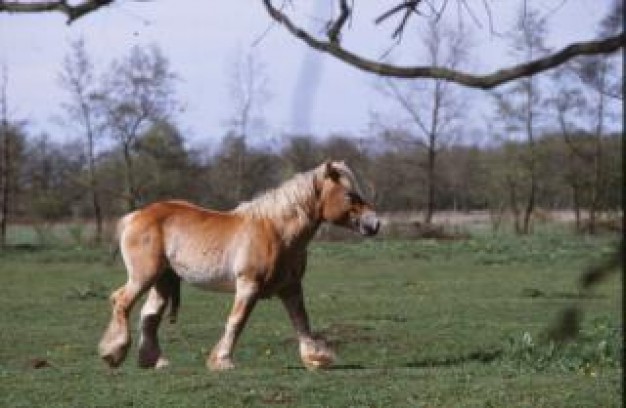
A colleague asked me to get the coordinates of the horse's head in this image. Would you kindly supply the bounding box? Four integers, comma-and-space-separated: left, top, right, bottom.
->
315, 160, 380, 236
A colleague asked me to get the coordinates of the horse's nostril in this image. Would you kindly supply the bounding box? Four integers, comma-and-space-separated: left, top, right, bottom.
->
359, 212, 380, 236
363, 220, 380, 236
370, 220, 380, 235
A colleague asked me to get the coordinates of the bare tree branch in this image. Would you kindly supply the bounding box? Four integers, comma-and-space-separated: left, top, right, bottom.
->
263, 0, 625, 89
327, 0, 350, 43
458, 0, 482, 29
375, 1, 421, 25
0, 0, 114, 23
383, 79, 431, 139
375, 0, 422, 40
2, 0, 623, 89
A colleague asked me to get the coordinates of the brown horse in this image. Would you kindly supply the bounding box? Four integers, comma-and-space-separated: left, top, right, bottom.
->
98, 160, 380, 370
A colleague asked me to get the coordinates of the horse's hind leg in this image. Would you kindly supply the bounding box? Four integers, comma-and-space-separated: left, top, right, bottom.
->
98, 281, 147, 368
138, 269, 179, 369
99, 227, 163, 368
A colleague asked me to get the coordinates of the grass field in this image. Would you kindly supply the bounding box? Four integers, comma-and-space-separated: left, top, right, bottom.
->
0, 227, 622, 407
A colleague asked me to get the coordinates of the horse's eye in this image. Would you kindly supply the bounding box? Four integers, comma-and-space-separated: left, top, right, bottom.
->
346, 192, 364, 205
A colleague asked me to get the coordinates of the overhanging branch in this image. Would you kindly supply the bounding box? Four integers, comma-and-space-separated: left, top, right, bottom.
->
327, 0, 350, 44
0, 0, 113, 23
263, 0, 625, 89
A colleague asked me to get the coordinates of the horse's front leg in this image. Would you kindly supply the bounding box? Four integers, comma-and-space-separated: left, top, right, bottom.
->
208, 278, 259, 370
280, 283, 336, 370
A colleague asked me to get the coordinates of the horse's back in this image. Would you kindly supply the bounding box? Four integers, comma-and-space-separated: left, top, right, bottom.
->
119, 200, 223, 230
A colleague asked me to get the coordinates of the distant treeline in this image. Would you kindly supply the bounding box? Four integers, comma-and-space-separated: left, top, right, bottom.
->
0, 121, 621, 231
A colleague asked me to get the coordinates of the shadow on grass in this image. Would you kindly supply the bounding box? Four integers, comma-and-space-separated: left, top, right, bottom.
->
285, 350, 501, 371
520, 287, 606, 299
403, 349, 503, 368
286, 364, 366, 370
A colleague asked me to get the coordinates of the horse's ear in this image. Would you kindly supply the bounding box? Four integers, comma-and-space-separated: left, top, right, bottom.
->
322, 160, 340, 180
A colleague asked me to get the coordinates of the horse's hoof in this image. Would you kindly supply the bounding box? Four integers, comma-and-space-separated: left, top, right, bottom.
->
155, 357, 170, 369
302, 351, 335, 370
207, 355, 235, 371
300, 339, 336, 370
99, 339, 129, 368
138, 344, 167, 369
100, 349, 127, 368
138, 354, 170, 369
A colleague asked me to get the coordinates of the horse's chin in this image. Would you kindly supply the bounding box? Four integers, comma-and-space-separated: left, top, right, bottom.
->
358, 226, 379, 237
357, 219, 380, 237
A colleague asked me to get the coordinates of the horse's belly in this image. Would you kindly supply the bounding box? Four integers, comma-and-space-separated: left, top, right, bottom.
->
170, 261, 236, 293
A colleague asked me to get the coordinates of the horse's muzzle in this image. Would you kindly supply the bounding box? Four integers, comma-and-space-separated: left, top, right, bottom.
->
359, 211, 380, 236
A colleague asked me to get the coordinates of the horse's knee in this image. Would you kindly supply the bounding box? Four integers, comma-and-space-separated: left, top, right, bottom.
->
109, 287, 125, 305
110, 286, 134, 314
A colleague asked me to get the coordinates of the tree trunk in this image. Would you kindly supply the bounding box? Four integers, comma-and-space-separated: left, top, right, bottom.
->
572, 183, 581, 232
588, 143, 602, 235
424, 143, 436, 225
235, 136, 247, 202
88, 138, 103, 243
88, 154, 103, 243
0, 70, 9, 248
587, 59, 607, 235
424, 78, 442, 225
0, 122, 8, 247
521, 77, 536, 235
508, 177, 522, 234
521, 173, 536, 234
82, 103, 103, 244
122, 142, 137, 211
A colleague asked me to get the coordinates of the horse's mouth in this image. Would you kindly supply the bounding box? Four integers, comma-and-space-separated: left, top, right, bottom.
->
356, 215, 380, 236
359, 223, 380, 236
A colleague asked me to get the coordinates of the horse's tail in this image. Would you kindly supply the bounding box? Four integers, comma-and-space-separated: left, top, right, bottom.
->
165, 269, 181, 324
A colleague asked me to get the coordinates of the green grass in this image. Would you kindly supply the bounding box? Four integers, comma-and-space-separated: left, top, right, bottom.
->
0, 230, 621, 407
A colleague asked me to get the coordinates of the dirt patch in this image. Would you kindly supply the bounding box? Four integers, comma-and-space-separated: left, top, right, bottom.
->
27, 358, 52, 369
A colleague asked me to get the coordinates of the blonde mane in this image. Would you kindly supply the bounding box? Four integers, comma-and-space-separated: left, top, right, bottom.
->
232, 169, 318, 222
232, 161, 363, 223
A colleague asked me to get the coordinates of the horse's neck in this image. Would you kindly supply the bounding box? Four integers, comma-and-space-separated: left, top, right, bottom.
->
271, 205, 321, 249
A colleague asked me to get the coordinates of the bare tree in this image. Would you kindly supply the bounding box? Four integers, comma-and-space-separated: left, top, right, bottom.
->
377, 21, 469, 224
0, 65, 9, 246
59, 38, 104, 243
492, 7, 550, 234
551, 85, 587, 231
0, 66, 27, 247
1, 1, 622, 88
226, 51, 271, 201
548, 4, 622, 234
551, 56, 620, 234
95, 45, 178, 211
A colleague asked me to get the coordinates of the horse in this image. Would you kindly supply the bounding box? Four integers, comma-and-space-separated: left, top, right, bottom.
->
98, 160, 380, 370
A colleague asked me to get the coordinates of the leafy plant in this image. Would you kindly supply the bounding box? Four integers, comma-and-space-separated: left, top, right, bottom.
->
503, 316, 622, 374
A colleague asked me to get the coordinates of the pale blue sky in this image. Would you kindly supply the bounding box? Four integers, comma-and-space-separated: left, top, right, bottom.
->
0, 1, 615, 148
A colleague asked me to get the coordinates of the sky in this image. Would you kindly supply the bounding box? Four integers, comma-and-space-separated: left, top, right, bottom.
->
0, 1, 616, 148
